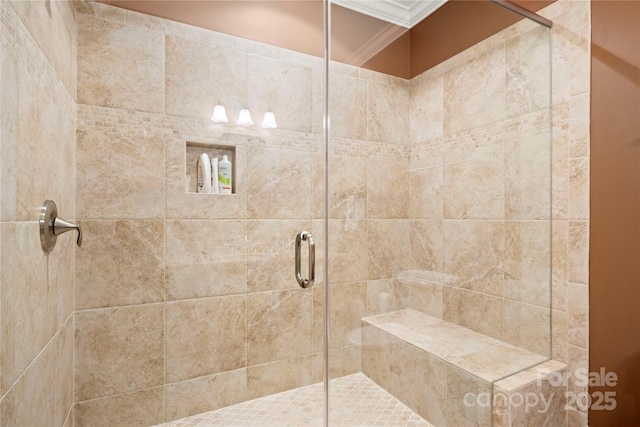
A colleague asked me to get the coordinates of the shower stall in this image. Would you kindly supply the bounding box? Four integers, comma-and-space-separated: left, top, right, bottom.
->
0, 0, 592, 425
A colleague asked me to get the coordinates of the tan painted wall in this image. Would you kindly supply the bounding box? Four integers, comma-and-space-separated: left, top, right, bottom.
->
590, 1, 640, 425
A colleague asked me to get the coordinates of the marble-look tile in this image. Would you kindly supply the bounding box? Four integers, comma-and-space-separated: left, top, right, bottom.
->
329, 73, 368, 139
74, 386, 164, 427
74, 0, 127, 24
165, 36, 246, 121
568, 93, 590, 159
8, 0, 77, 96
313, 154, 367, 219
247, 54, 313, 132
234, 37, 280, 58
1, 28, 75, 222
552, 220, 569, 311
444, 144, 505, 219
567, 406, 588, 427
247, 219, 310, 292
447, 365, 492, 427
410, 321, 501, 360
247, 289, 312, 365
567, 345, 588, 402
568, 221, 588, 285
77, 14, 164, 112
503, 300, 551, 357
367, 279, 409, 316
443, 220, 504, 296
444, 46, 506, 134
458, 343, 546, 381
49, 227, 75, 328
0, 222, 54, 395
55, 318, 75, 427
505, 136, 552, 220
451, 35, 494, 68
496, 369, 567, 427
125, 9, 186, 36
409, 220, 443, 278
165, 296, 246, 382
367, 158, 408, 219
506, 25, 551, 117
408, 167, 443, 219
568, 283, 588, 348
76, 128, 165, 219
165, 220, 246, 300
367, 81, 410, 145
75, 220, 164, 309
184, 24, 235, 48
165, 369, 246, 422
503, 221, 551, 308
361, 323, 391, 390
313, 282, 367, 352
406, 278, 443, 318
0, 323, 58, 427
312, 346, 362, 382
443, 286, 503, 340
74, 304, 164, 401
552, 309, 569, 364
552, 104, 570, 220
367, 220, 410, 280
389, 337, 447, 426
246, 147, 312, 219
246, 356, 314, 400
329, 219, 368, 283
363, 308, 439, 331
568, 157, 589, 220
165, 140, 247, 220
410, 75, 443, 145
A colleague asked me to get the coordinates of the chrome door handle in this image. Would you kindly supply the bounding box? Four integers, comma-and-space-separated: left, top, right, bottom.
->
295, 231, 315, 289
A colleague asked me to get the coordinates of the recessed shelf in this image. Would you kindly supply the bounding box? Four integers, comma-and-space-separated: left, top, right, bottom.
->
186, 141, 236, 194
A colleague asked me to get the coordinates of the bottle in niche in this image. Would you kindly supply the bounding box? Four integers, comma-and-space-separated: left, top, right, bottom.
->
218, 154, 232, 194
197, 153, 212, 193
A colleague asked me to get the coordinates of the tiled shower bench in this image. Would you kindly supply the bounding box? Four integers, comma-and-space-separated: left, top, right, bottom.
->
361, 309, 568, 427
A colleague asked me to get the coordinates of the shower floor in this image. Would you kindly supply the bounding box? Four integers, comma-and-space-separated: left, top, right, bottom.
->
156, 373, 432, 427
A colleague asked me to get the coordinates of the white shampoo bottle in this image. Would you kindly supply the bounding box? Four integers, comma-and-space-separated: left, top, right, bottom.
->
211, 157, 220, 194
218, 154, 232, 194
197, 153, 212, 193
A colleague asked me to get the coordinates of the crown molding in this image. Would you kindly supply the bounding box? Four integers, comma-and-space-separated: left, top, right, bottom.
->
332, 0, 448, 28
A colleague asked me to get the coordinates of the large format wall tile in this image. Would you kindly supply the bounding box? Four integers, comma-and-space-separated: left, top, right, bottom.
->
367, 81, 410, 145
503, 299, 551, 356
77, 14, 164, 113
329, 73, 368, 140
409, 220, 443, 276
165, 220, 247, 300
443, 144, 505, 219
165, 296, 246, 382
367, 158, 408, 220
247, 219, 310, 292
247, 289, 312, 365
165, 368, 246, 422
248, 54, 313, 133
74, 304, 165, 401
503, 221, 551, 308
246, 355, 314, 400
1, 222, 55, 394
329, 219, 368, 284
443, 286, 503, 340
368, 220, 410, 280
443, 220, 504, 296
443, 46, 506, 134
366, 278, 408, 316
1, 22, 75, 222
408, 167, 443, 219
246, 147, 313, 219
165, 36, 247, 121
75, 220, 164, 309
76, 128, 165, 219
410, 75, 444, 145
74, 387, 164, 427
313, 154, 367, 219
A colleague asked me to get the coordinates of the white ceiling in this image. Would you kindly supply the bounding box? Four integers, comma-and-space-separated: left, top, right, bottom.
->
333, 0, 448, 28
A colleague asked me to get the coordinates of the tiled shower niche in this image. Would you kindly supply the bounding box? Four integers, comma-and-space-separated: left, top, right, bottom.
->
186, 142, 237, 194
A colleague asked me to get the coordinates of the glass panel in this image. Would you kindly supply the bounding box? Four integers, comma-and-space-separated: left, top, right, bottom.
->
329, 1, 553, 426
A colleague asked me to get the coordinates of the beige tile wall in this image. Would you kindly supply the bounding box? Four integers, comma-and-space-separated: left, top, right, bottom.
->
73, 2, 408, 424
0, 0, 76, 426
72, 0, 590, 425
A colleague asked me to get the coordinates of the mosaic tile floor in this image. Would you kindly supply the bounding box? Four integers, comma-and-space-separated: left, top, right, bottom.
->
157, 373, 433, 427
